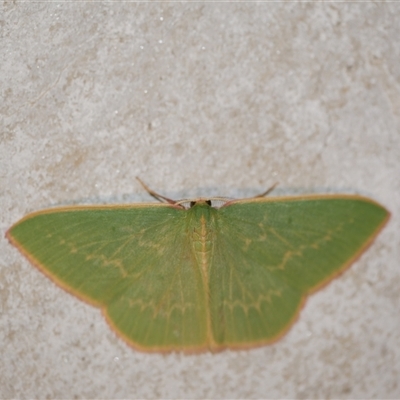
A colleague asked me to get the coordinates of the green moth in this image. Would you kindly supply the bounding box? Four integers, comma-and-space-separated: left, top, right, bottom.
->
6, 181, 390, 353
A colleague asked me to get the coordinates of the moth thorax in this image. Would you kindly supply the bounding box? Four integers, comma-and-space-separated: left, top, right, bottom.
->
190, 215, 214, 266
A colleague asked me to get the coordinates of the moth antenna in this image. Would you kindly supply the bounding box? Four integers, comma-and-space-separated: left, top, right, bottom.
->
136, 177, 177, 205
255, 182, 278, 198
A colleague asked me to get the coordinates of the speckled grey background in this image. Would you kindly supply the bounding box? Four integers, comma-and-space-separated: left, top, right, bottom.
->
1, 2, 399, 399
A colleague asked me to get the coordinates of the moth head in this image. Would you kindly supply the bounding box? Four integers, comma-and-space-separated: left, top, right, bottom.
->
175, 198, 232, 210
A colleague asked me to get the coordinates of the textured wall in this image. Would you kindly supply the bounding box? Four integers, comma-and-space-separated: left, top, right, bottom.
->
1, 3, 399, 398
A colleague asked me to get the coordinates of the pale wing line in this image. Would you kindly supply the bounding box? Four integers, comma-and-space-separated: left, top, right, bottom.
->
214, 236, 284, 345
158, 235, 192, 345
216, 203, 360, 324
219, 225, 346, 315
121, 220, 184, 287
223, 207, 348, 272
230, 261, 251, 340
225, 250, 282, 315
224, 252, 252, 340
213, 215, 296, 255
218, 217, 268, 309
152, 237, 193, 317
40, 210, 191, 317
42, 233, 138, 276
221, 209, 350, 304
26, 208, 199, 347
140, 232, 196, 346
82, 230, 144, 279
129, 229, 199, 308
51, 211, 180, 278
268, 227, 292, 247
268, 222, 347, 272
217, 214, 298, 317
123, 253, 194, 324
215, 224, 274, 316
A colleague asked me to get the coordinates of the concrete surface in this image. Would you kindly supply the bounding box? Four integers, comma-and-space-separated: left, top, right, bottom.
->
1, 2, 399, 399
